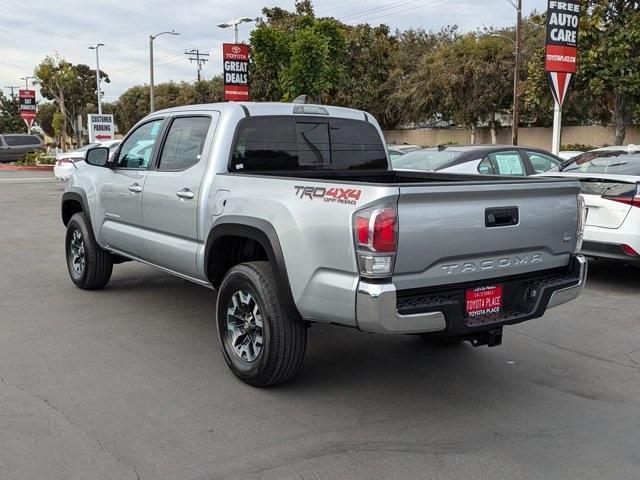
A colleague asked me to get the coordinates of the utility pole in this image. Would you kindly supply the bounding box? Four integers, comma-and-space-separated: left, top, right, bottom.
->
185, 49, 210, 82
4, 85, 20, 99
88, 44, 105, 114
149, 30, 180, 112
511, 0, 522, 146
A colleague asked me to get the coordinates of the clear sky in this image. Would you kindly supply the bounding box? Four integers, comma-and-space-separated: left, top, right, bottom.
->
0, 0, 548, 102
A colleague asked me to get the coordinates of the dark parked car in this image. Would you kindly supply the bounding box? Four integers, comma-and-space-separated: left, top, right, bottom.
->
0, 134, 45, 163
391, 144, 563, 176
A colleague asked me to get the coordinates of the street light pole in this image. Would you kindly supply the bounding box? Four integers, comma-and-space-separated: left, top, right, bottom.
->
149, 30, 180, 113
217, 17, 255, 43
20, 76, 35, 90
88, 44, 105, 114
512, 0, 522, 146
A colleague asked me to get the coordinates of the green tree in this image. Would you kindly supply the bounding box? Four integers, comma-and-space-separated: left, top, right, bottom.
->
403, 32, 514, 142
114, 77, 224, 134
0, 91, 26, 133
34, 55, 110, 148
250, 2, 347, 102
580, 0, 640, 144
36, 101, 57, 137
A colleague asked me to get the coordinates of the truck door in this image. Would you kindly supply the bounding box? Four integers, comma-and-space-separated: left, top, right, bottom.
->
140, 114, 217, 279
98, 118, 164, 257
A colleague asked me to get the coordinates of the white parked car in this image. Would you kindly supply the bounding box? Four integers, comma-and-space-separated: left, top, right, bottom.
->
559, 150, 584, 161
546, 145, 640, 263
54, 140, 120, 181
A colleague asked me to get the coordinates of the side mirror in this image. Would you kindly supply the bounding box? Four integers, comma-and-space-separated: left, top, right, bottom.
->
85, 146, 110, 167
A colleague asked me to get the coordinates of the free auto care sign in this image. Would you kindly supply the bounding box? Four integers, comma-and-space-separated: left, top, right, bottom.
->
223, 43, 249, 101
545, 0, 582, 106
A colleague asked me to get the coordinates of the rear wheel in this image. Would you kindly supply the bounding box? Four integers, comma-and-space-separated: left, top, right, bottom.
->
216, 261, 307, 387
65, 213, 113, 290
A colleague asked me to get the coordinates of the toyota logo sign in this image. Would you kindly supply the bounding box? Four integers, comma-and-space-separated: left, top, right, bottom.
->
232, 45, 241, 54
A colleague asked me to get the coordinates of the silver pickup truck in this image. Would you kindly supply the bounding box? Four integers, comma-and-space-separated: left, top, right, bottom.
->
61, 102, 587, 386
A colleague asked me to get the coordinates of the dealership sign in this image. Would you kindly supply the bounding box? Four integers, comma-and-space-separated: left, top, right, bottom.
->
87, 114, 115, 142
545, 0, 582, 106
223, 43, 249, 101
19, 89, 37, 129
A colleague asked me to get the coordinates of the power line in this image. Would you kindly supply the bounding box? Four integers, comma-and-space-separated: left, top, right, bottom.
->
354, 0, 450, 23
185, 49, 210, 82
3, 85, 20, 98
341, 0, 425, 22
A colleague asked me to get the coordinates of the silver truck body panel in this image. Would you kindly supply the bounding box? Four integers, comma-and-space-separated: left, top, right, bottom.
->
394, 181, 580, 290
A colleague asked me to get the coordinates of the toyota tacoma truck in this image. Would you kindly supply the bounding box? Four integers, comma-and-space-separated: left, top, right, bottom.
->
61, 102, 587, 387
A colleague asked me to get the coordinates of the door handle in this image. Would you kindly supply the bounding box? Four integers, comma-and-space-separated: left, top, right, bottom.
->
176, 188, 195, 200
128, 183, 142, 193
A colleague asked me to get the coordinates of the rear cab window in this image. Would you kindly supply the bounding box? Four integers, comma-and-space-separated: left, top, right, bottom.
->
230, 116, 387, 172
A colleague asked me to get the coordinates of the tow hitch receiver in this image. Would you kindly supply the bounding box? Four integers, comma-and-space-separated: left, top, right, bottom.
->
469, 327, 503, 347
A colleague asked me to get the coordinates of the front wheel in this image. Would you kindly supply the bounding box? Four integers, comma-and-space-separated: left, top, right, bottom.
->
65, 213, 113, 290
216, 261, 307, 387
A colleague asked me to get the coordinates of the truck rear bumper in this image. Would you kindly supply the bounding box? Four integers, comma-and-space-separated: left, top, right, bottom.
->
356, 255, 587, 335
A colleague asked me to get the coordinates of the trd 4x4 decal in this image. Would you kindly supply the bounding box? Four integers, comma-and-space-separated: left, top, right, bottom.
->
294, 186, 362, 205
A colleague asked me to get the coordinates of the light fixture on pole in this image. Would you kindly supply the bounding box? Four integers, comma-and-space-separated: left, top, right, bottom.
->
149, 30, 180, 113
216, 17, 255, 43
20, 76, 35, 90
88, 43, 106, 114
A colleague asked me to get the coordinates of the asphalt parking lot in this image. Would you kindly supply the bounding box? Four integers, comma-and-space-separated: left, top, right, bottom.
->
1, 171, 639, 480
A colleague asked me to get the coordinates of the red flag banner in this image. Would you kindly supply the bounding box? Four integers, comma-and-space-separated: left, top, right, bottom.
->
223, 43, 250, 102
545, 0, 582, 106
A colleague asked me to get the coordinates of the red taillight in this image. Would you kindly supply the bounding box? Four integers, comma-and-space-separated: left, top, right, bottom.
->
604, 186, 640, 208
354, 206, 397, 253
622, 244, 639, 256
372, 208, 397, 253
606, 196, 640, 208
356, 217, 369, 245
353, 205, 397, 278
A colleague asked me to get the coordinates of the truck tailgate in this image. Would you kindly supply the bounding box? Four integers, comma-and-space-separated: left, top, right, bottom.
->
393, 179, 581, 290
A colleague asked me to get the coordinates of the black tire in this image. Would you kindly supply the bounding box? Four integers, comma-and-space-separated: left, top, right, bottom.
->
216, 261, 307, 387
420, 333, 465, 346
65, 212, 113, 290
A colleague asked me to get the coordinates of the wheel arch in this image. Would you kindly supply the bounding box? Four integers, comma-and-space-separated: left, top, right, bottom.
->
205, 217, 302, 322
61, 190, 90, 228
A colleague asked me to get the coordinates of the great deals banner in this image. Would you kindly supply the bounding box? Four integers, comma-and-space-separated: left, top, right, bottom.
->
223, 43, 250, 102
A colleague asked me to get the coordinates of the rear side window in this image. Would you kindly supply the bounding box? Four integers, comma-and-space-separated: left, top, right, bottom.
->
24, 135, 42, 145
230, 116, 387, 172
158, 117, 211, 171
488, 151, 526, 176
4, 136, 22, 146
563, 151, 640, 175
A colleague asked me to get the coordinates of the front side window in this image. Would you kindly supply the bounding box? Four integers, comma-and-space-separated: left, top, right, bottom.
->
488, 151, 526, 176
116, 119, 163, 169
230, 116, 386, 171
477, 157, 495, 174
527, 151, 560, 173
158, 117, 211, 171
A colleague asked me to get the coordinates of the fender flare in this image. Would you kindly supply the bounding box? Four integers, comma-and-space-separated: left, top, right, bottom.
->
205, 216, 302, 321
61, 189, 91, 229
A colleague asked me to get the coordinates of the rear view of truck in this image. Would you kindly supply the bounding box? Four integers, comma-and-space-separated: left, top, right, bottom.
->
355, 176, 588, 347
